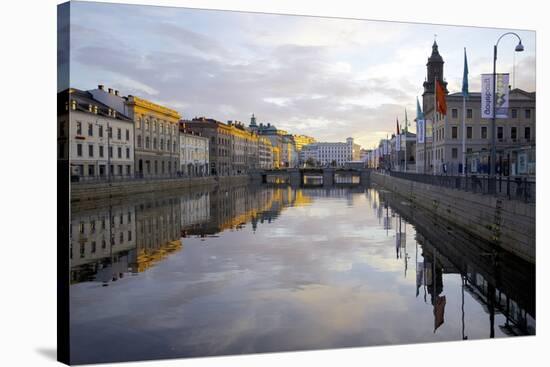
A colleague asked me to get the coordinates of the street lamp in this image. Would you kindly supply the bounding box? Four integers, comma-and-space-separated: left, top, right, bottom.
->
490, 32, 523, 187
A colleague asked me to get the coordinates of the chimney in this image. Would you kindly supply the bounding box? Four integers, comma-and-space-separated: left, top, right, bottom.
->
115, 90, 119, 96
108, 88, 113, 94
98, 84, 104, 90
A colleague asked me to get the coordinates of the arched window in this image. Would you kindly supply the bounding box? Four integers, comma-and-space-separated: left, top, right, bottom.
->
145, 137, 150, 149
137, 135, 142, 148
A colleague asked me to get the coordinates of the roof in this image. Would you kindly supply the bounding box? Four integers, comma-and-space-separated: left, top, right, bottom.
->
58, 88, 132, 122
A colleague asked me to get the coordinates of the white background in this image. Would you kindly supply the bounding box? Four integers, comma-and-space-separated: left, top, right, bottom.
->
0, 0, 546, 366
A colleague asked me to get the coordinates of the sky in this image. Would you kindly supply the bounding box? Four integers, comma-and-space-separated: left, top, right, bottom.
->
64, 1, 536, 148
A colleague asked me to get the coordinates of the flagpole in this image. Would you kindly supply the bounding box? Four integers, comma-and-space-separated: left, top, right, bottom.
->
462, 94, 466, 175
404, 110, 408, 173
433, 76, 437, 175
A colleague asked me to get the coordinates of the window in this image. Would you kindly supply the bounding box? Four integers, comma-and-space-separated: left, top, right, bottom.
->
102, 240, 106, 249
137, 135, 142, 148
467, 126, 472, 139
153, 121, 157, 132
126, 129, 130, 141
511, 127, 517, 141
512, 109, 518, 118
99, 125, 103, 137
80, 244, 85, 258
120, 213, 123, 225
126, 165, 131, 175
79, 222, 85, 233
99, 145, 104, 157
108, 146, 113, 158
146, 137, 150, 149
451, 126, 458, 139
525, 127, 531, 141
91, 241, 96, 253
117, 128, 121, 140
76, 121, 82, 135
153, 138, 157, 150
77, 144, 82, 157
452, 148, 458, 159
117, 147, 122, 158
525, 109, 531, 119
467, 109, 473, 119
88, 123, 93, 136
128, 212, 132, 223
126, 147, 130, 159
145, 120, 149, 131
128, 231, 132, 241
481, 126, 487, 139
88, 165, 95, 176
497, 126, 504, 141
160, 139, 164, 150
88, 145, 94, 157
136, 117, 141, 129
108, 126, 112, 138
452, 109, 458, 119
118, 165, 123, 175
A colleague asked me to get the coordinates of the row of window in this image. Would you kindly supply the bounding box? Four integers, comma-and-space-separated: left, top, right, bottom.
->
447, 126, 531, 141
74, 121, 131, 141
74, 164, 132, 177
71, 231, 133, 259
450, 108, 532, 120
76, 144, 131, 159
136, 135, 177, 152
75, 212, 133, 234
136, 118, 177, 135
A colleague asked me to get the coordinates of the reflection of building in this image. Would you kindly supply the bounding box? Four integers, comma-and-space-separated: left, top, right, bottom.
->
417, 41, 536, 175
59, 88, 135, 179
133, 196, 181, 272
179, 124, 209, 177
70, 204, 136, 283
181, 191, 210, 229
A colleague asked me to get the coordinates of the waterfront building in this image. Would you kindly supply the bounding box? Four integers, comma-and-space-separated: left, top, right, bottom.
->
59, 88, 135, 180
416, 42, 536, 176
179, 123, 209, 177
300, 137, 357, 167
90, 85, 181, 178
258, 136, 274, 169
289, 134, 316, 152
185, 117, 259, 176
389, 131, 417, 171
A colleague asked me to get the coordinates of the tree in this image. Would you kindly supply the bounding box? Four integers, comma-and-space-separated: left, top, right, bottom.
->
305, 157, 316, 167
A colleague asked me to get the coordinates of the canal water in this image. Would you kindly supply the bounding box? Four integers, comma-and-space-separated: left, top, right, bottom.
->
69, 183, 535, 364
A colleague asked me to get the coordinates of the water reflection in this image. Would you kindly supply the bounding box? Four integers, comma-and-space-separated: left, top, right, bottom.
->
69, 183, 535, 364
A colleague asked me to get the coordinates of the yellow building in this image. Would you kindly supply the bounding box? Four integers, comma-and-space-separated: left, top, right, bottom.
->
127, 95, 182, 177
272, 146, 281, 169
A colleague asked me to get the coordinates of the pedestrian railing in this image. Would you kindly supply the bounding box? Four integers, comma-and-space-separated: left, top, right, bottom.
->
70, 173, 215, 184
387, 171, 535, 203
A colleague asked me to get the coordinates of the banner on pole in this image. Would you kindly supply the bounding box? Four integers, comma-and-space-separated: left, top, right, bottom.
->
417, 119, 425, 144
396, 135, 401, 151
481, 73, 510, 119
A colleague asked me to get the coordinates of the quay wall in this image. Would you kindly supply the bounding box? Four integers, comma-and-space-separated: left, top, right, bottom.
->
371, 172, 535, 263
70, 175, 250, 203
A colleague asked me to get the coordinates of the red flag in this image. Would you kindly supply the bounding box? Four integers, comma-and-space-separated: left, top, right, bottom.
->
436, 80, 447, 115
396, 117, 400, 135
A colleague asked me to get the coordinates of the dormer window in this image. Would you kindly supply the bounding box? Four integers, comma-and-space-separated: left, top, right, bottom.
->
113, 110, 117, 118
93, 105, 98, 114
108, 108, 112, 116
88, 104, 92, 112
71, 100, 76, 110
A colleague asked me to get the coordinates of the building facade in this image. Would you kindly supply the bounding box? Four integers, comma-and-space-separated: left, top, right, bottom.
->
258, 136, 274, 169
416, 42, 536, 176
90, 85, 181, 178
185, 117, 259, 176
59, 88, 135, 180
179, 125, 209, 177
300, 137, 357, 167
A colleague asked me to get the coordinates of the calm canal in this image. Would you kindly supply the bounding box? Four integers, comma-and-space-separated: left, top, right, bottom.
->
69, 183, 535, 364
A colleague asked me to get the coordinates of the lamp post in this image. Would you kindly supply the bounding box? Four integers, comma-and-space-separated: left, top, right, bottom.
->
490, 32, 523, 189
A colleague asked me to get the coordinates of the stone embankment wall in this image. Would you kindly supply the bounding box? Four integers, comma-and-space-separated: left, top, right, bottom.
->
70, 175, 250, 203
371, 172, 535, 263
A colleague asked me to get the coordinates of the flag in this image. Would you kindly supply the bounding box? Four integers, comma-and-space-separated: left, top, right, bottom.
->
462, 48, 469, 98
416, 97, 424, 120
396, 117, 400, 135
433, 295, 447, 332
436, 80, 447, 115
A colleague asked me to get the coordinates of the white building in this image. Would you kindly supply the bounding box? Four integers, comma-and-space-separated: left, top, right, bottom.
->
60, 88, 135, 180
258, 136, 274, 169
301, 137, 357, 167
179, 128, 209, 177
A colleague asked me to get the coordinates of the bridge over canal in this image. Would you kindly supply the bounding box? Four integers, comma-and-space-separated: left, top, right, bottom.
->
251, 167, 371, 186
